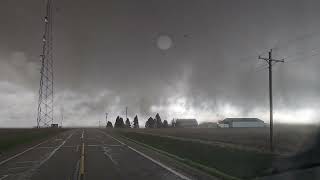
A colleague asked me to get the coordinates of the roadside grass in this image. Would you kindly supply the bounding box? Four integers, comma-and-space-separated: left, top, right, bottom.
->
121, 125, 319, 155
0, 128, 67, 152
121, 135, 241, 180
120, 131, 275, 179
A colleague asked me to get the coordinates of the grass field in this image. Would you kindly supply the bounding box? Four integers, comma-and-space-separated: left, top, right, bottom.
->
120, 131, 274, 179
119, 124, 319, 154
114, 124, 319, 179
0, 128, 67, 152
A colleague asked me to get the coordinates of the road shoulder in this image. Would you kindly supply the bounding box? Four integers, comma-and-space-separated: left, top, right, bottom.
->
0, 129, 70, 164
110, 132, 218, 180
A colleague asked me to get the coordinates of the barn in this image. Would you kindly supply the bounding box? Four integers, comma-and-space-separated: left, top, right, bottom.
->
219, 118, 266, 128
175, 119, 198, 128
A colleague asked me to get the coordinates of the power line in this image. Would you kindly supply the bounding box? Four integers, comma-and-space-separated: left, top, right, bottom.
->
273, 31, 320, 52
258, 49, 284, 152
255, 61, 278, 72
239, 50, 270, 63
283, 48, 320, 64
255, 64, 269, 72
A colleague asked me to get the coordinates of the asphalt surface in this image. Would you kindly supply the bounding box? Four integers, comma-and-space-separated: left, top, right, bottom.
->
0, 129, 189, 180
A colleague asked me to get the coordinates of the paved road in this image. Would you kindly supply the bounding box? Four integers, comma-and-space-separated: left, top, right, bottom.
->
0, 129, 189, 180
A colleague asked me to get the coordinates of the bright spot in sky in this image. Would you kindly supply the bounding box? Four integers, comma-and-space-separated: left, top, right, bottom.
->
274, 108, 317, 124
168, 97, 188, 114
156, 35, 173, 50
249, 107, 318, 124
150, 96, 196, 119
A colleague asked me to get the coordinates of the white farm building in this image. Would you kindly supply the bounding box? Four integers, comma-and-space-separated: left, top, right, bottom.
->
218, 118, 266, 128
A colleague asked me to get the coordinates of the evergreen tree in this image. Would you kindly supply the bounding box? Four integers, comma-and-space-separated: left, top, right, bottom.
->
133, 115, 139, 128
155, 113, 162, 128
125, 118, 131, 128
119, 117, 125, 128
114, 116, 120, 128
145, 117, 155, 128
145, 117, 150, 128
163, 120, 168, 128
106, 121, 113, 128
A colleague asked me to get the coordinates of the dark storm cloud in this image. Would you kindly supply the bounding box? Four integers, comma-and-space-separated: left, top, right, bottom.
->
1, 0, 320, 126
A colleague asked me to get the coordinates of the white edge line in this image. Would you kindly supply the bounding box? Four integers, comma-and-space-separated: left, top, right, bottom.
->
39, 132, 74, 166
86, 144, 122, 147
15, 160, 38, 164
0, 130, 75, 166
8, 166, 32, 170
102, 147, 118, 166
126, 145, 191, 180
37, 145, 76, 149
87, 144, 100, 147
0, 175, 9, 180
99, 130, 191, 180
0, 139, 49, 166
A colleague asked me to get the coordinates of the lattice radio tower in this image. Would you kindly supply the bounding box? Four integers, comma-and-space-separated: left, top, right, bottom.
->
36, 0, 54, 128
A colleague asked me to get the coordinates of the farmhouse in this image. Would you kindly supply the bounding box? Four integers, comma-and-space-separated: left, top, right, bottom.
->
219, 118, 266, 128
175, 119, 198, 128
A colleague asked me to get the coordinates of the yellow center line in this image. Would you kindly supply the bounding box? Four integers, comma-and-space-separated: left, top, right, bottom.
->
78, 142, 85, 180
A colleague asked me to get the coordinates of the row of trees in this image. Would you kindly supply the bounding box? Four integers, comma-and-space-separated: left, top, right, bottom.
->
106, 113, 173, 129
145, 113, 169, 128
106, 115, 139, 128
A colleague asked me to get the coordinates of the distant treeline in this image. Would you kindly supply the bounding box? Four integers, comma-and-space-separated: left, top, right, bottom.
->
106, 115, 139, 128
106, 113, 174, 129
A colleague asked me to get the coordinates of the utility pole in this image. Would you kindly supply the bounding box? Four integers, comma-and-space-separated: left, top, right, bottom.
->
125, 107, 128, 120
259, 49, 284, 152
60, 107, 64, 128
105, 113, 108, 127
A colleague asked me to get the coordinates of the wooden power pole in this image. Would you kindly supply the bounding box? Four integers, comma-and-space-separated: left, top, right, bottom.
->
259, 49, 284, 152
125, 107, 128, 120
105, 113, 108, 127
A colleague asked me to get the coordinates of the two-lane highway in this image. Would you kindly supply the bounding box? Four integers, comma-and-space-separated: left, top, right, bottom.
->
84, 129, 187, 180
0, 129, 191, 180
0, 129, 78, 180
30, 129, 81, 180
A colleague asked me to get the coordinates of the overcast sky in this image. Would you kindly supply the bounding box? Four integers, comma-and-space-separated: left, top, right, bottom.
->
1, 0, 320, 127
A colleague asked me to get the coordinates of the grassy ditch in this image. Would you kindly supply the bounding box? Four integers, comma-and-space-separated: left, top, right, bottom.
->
121, 131, 275, 179
0, 128, 67, 152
